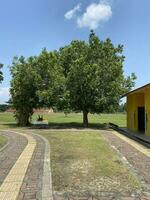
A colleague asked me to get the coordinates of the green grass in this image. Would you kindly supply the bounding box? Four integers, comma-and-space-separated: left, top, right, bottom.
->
0, 135, 8, 149
0, 112, 126, 128
0, 112, 15, 123
38, 130, 141, 197
33, 113, 126, 127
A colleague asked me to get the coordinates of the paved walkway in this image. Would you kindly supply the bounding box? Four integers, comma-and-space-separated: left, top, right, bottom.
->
1, 129, 150, 200
0, 131, 27, 187
0, 130, 53, 200
102, 130, 150, 200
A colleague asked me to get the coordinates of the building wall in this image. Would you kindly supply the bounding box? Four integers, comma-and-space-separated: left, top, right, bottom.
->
145, 88, 150, 136
127, 93, 144, 132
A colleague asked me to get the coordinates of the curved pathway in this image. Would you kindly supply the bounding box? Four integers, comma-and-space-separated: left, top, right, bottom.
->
3, 128, 150, 200
0, 131, 27, 187
0, 130, 53, 200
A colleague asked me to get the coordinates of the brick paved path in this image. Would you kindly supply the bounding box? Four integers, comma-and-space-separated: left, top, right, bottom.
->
102, 130, 150, 200
0, 131, 27, 186
1, 129, 150, 200
17, 133, 45, 200
0, 130, 52, 200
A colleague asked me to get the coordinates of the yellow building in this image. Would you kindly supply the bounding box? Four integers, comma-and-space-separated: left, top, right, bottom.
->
123, 83, 150, 136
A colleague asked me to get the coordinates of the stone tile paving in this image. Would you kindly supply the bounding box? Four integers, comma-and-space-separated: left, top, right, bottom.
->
0, 130, 53, 200
53, 195, 147, 200
53, 193, 150, 199
1, 129, 150, 200
53, 196, 147, 200
0, 131, 27, 186
102, 130, 150, 200
0, 131, 36, 199
17, 133, 45, 200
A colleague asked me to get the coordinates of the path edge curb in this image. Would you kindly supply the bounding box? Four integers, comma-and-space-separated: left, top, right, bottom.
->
30, 131, 53, 200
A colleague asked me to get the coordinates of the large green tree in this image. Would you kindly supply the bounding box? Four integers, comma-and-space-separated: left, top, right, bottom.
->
10, 56, 39, 126
10, 49, 64, 126
61, 31, 136, 127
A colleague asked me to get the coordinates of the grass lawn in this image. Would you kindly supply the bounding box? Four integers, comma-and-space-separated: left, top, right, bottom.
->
0, 112, 126, 128
0, 112, 15, 123
37, 130, 141, 198
0, 135, 8, 149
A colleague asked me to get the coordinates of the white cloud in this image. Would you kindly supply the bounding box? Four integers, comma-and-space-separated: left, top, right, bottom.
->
77, 1, 112, 29
64, 4, 81, 20
0, 87, 10, 97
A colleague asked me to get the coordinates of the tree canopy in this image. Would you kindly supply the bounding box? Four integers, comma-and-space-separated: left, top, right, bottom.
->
10, 50, 64, 126
10, 56, 39, 126
59, 31, 136, 126
10, 31, 136, 126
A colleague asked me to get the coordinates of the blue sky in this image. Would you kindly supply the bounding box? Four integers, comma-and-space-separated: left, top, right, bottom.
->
0, 0, 150, 103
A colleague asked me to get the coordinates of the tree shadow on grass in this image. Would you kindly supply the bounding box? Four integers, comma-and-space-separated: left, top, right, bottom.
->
29, 122, 109, 130
0, 122, 112, 130
0, 123, 29, 129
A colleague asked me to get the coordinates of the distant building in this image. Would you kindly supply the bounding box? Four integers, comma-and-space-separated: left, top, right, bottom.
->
123, 83, 150, 136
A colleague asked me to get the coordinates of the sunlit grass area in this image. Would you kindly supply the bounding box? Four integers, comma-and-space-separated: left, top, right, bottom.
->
37, 130, 140, 198
0, 112, 126, 128
0, 112, 15, 123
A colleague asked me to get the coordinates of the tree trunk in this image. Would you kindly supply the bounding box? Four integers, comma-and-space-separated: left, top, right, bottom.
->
83, 110, 89, 127
18, 114, 30, 126
16, 110, 31, 126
